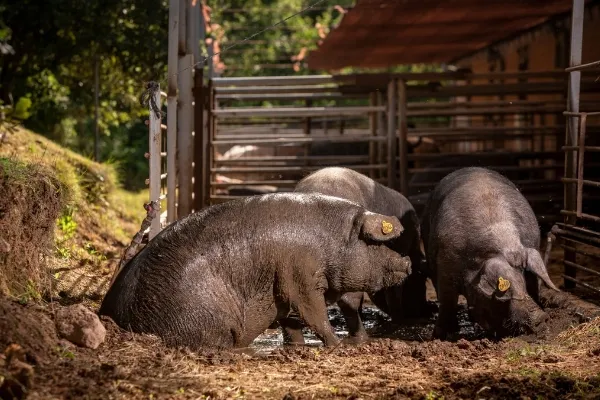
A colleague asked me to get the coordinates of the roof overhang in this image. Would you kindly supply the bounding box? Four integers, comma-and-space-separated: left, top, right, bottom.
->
306, 0, 585, 71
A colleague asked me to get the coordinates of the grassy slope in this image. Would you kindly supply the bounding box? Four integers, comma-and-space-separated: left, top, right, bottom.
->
0, 127, 147, 305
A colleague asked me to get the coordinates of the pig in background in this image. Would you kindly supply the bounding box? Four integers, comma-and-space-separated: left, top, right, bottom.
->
420, 167, 560, 340
281, 167, 433, 344
99, 192, 412, 350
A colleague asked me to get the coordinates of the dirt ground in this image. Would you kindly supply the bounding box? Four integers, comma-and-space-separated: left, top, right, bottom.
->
3, 281, 600, 400
3, 128, 600, 399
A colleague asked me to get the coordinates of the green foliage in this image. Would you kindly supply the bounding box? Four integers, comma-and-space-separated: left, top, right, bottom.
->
0, 0, 439, 188
57, 208, 78, 240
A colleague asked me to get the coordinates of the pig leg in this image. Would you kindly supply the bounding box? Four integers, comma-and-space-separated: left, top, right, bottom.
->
279, 315, 306, 345
293, 294, 340, 347
432, 282, 460, 340
337, 292, 368, 343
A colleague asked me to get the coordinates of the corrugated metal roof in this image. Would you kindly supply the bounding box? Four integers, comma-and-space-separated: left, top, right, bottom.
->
306, 0, 582, 71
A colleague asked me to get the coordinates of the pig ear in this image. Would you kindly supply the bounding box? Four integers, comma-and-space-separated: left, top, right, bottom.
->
359, 212, 404, 242
525, 249, 559, 291
473, 258, 527, 300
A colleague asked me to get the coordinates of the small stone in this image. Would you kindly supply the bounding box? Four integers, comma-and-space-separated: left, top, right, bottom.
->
588, 347, 600, 357
456, 339, 472, 350
55, 304, 106, 349
542, 354, 562, 363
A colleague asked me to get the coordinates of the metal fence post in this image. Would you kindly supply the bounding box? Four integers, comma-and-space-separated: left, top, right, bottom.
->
148, 86, 162, 240
397, 79, 409, 194
563, 0, 585, 289
387, 78, 398, 189
166, 0, 179, 223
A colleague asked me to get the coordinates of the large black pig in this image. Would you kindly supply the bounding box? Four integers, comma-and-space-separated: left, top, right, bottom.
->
421, 167, 559, 339
284, 167, 431, 344
99, 192, 412, 350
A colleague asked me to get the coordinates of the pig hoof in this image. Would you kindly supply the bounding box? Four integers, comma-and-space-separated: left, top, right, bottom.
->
343, 334, 369, 345
432, 325, 449, 341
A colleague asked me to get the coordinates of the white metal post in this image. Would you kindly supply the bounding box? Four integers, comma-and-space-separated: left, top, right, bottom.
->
148, 87, 162, 240
167, 0, 179, 223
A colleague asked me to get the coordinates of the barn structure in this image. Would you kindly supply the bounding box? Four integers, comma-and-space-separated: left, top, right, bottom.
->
147, 0, 600, 295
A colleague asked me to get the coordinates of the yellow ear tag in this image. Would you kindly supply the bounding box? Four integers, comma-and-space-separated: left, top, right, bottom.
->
498, 277, 511, 292
381, 220, 394, 235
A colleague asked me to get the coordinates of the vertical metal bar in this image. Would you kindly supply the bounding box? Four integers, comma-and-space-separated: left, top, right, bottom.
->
207, 39, 215, 79
369, 92, 377, 179
205, 80, 214, 206
166, 0, 179, 223
397, 79, 409, 194
189, 0, 199, 61
304, 99, 312, 168
576, 113, 587, 217
94, 56, 100, 162
178, 0, 187, 54
377, 91, 386, 178
193, 66, 204, 213
563, 0, 585, 290
149, 86, 162, 240
387, 79, 398, 189
177, 54, 194, 218
209, 85, 217, 203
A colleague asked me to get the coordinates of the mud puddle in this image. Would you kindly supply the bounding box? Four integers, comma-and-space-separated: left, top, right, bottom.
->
250, 304, 484, 355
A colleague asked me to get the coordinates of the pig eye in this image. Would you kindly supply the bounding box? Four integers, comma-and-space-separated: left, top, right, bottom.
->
492, 288, 512, 301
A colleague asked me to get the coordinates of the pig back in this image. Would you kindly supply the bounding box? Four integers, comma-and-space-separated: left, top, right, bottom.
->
423, 167, 541, 260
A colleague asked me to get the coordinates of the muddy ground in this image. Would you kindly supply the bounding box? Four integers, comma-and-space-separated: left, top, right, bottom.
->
2, 281, 600, 400
3, 129, 600, 398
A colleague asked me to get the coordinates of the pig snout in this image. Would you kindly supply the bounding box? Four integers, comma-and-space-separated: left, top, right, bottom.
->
508, 300, 549, 335
384, 255, 412, 287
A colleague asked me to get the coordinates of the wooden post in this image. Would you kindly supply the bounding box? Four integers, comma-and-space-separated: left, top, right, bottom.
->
397, 80, 409, 194
177, 54, 194, 218
149, 86, 162, 240
166, 0, 179, 223
369, 92, 377, 179
193, 67, 204, 212
387, 79, 398, 189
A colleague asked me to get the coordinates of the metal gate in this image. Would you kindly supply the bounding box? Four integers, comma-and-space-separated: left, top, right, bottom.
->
552, 0, 600, 294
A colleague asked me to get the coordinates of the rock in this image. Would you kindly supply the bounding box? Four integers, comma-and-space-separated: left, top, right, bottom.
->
0, 344, 35, 400
55, 304, 106, 349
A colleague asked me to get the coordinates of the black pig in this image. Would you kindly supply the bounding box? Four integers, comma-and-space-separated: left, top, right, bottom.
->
99, 192, 412, 350
421, 167, 559, 339
286, 167, 431, 344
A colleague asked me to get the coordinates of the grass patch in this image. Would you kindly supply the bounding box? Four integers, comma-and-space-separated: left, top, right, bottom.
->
0, 127, 147, 302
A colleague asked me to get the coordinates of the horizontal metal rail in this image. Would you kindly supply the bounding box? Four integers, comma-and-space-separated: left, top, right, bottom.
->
408, 163, 569, 174
212, 75, 335, 87
212, 106, 385, 118
560, 210, 600, 223
562, 275, 600, 294
562, 146, 600, 152
212, 136, 387, 146
404, 151, 562, 161
215, 155, 370, 164
560, 178, 600, 188
212, 164, 387, 173
565, 60, 600, 72
211, 180, 298, 187
564, 260, 600, 277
